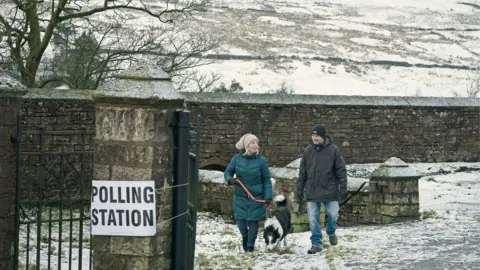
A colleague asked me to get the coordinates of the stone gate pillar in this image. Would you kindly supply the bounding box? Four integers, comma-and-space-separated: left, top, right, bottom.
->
368, 157, 421, 224
0, 73, 26, 269
91, 64, 185, 269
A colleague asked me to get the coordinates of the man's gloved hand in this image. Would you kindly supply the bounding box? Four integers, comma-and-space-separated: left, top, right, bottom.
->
296, 200, 304, 214
340, 189, 349, 202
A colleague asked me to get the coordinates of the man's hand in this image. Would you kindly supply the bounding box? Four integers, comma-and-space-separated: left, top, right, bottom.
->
340, 190, 349, 202
296, 201, 305, 214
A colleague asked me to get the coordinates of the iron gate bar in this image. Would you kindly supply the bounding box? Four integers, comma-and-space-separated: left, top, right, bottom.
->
172, 111, 191, 270
58, 144, 65, 270
13, 114, 22, 270
186, 113, 201, 270
79, 128, 86, 270
36, 125, 45, 270
48, 207, 52, 270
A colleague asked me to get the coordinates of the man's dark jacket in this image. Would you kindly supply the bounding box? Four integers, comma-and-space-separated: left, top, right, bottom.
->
296, 136, 347, 202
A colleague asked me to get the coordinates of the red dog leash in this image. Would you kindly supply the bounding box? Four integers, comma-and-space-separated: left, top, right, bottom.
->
234, 178, 272, 212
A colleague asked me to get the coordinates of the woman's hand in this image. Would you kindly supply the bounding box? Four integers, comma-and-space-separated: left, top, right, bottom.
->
229, 178, 239, 185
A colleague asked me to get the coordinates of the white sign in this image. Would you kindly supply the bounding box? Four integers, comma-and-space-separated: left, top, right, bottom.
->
91, 180, 156, 237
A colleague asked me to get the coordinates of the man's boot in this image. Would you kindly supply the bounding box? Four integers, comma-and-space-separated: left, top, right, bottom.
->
307, 246, 323, 254
329, 235, 338, 246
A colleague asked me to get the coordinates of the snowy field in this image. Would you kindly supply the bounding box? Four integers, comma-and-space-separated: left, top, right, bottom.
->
194, 162, 480, 270
183, 0, 480, 96
1, 0, 479, 96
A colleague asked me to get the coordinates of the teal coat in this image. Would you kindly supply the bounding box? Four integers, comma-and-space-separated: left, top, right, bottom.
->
224, 152, 273, 221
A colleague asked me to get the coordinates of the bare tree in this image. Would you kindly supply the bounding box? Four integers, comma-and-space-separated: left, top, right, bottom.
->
174, 70, 222, 92
268, 80, 294, 95
451, 67, 480, 98
0, 0, 215, 88
466, 68, 479, 98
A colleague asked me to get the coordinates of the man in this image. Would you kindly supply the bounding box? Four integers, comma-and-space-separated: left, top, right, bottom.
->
296, 124, 348, 254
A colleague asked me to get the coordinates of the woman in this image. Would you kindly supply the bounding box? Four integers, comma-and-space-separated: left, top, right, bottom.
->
224, 133, 273, 252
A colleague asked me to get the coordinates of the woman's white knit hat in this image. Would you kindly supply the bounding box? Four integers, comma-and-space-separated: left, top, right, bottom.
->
235, 133, 258, 150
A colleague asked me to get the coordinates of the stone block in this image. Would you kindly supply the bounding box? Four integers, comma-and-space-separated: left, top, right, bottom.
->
109, 143, 154, 167
109, 237, 154, 256
92, 236, 111, 252
384, 181, 404, 193
383, 194, 410, 204
380, 204, 419, 217
403, 179, 419, 193
291, 213, 310, 233
95, 106, 156, 142
92, 251, 151, 270
111, 165, 152, 180
153, 234, 172, 255
381, 215, 417, 224
93, 164, 111, 180
410, 193, 419, 204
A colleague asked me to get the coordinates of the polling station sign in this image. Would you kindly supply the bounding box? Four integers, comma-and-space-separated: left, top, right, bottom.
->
91, 180, 156, 236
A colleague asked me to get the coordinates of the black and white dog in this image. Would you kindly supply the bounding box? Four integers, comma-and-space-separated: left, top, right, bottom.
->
263, 195, 292, 251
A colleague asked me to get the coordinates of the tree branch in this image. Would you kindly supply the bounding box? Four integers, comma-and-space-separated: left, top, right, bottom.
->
57, 0, 209, 23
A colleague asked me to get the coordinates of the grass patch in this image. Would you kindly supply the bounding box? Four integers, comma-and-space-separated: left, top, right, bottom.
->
209, 254, 247, 268
325, 246, 355, 270
265, 245, 295, 255
196, 253, 210, 269
421, 209, 438, 219
342, 234, 360, 242
220, 227, 236, 236
224, 240, 237, 250
376, 252, 389, 261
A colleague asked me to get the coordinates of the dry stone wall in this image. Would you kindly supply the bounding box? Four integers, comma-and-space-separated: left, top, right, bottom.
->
184, 93, 480, 167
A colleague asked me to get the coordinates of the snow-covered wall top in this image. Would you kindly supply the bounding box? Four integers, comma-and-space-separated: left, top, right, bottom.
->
183, 92, 480, 107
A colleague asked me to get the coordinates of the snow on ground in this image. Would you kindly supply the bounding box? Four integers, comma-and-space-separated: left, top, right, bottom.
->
18, 208, 91, 270
15, 162, 480, 269
194, 162, 480, 269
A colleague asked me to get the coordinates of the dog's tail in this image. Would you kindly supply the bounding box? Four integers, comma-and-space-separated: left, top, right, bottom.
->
274, 194, 287, 207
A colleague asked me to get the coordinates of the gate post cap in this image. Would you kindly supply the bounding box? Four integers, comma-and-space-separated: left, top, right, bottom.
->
96, 62, 184, 102
371, 157, 422, 179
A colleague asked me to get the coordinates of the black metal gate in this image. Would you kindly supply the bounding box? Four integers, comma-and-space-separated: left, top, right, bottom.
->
172, 111, 200, 270
13, 116, 94, 270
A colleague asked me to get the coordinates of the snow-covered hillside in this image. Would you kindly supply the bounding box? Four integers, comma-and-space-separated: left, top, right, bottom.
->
1, 0, 479, 96
181, 0, 480, 96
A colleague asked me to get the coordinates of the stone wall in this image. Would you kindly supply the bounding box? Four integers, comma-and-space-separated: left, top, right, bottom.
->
20, 89, 95, 151
198, 181, 233, 221
184, 93, 480, 167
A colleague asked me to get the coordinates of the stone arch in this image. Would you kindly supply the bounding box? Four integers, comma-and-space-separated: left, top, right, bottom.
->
200, 157, 229, 171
